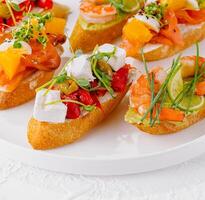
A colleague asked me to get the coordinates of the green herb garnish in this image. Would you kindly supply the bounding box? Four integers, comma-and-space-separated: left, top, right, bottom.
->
144, 2, 166, 21
45, 99, 95, 112
13, 40, 22, 48
12, 12, 52, 48
140, 54, 181, 123
90, 46, 115, 97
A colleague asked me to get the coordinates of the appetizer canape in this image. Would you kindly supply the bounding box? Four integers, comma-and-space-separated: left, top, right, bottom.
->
125, 44, 205, 134
70, 0, 142, 53
0, 0, 69, 32
0, 10, 68, 109
121, 0, 205, 61
28, 44, 137, 150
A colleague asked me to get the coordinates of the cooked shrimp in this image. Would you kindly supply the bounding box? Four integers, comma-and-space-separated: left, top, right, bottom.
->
130, 67, 167, 115
80, 0, 117, 24
130, 66, 185, 121
180, 56, 205, 78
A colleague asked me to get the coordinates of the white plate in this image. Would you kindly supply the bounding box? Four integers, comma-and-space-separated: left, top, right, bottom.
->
0, 0, 205, 176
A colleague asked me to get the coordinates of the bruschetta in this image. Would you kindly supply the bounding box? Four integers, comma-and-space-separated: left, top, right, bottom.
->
28, 44, 137, 150
69, 0, 142, 53
125, 45, 205, 134
0, 7, 68, 109
0, 0, 69, 30
121, 0, 205, 61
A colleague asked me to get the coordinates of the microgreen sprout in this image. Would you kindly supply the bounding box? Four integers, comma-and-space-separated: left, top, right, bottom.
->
12, 12, 52, 48
45, 99, 95, 112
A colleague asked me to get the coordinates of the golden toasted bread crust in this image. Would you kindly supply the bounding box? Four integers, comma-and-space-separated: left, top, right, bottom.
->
70, 17, 128, 53
133, 23, 205, 61
0, 71, 54, 110
28, 90, 128, 150
134, 106, 205, 135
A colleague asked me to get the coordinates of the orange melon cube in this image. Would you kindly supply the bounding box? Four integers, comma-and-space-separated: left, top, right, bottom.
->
123, 19, 153, 45
46, 17, 66, 35
0, 49, 22, 80
160, 0, 186, 10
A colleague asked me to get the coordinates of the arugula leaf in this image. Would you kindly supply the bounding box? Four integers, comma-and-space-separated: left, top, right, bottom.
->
76, 78, 91, 88
83, 105, 95, 112
96, 68, 112, 87
55, 73, 67, 84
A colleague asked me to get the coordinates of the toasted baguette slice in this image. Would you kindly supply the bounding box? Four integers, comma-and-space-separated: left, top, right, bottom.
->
70, 17, 129, 53
28, 89, 127, 150
132, 23, 205, 61
0, 71, 54, 110
134, 106, 205, 135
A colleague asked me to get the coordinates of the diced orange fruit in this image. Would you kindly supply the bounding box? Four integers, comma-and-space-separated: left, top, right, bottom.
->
0, 48, 22, 80
160, 0, 186, 10
196, 81, 205, 96
123, 19, 153, 45
46, 17, 66, 35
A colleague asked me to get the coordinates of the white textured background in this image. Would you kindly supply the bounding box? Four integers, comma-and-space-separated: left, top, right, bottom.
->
1, 153, 205, 200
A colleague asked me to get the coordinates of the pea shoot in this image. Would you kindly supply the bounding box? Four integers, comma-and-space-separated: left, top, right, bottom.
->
12, 12, 52, 48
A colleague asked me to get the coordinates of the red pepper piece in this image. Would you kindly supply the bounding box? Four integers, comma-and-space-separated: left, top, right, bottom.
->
91, 93, 101, 109
90, 80, 107, 97
78, 89, 94, 105
111, 64, 129, 92
65, 102, 81, 119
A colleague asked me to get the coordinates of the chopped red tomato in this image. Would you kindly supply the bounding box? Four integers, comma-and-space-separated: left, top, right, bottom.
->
78, 89, 94, 105
62, 92, 81, 119
90, 80, 107, 97
160, 9, 184, 46
91, 93, 102, 109
111, 64, 129, 92
65, 102, 81, 119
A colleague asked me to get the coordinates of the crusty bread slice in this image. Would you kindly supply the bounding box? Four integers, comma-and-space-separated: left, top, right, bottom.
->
70, 17, 129, 53
28, 89, 128, 150
133, 106, 205, 135
0, 71, 54, 110
132, 23, 205, 61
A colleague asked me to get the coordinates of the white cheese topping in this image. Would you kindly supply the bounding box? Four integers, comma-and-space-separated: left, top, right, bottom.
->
186, 0, 200, 10
10, 0, 26, 4
33, 90, 67, 123
0, 39, 32, 54
66, 55, 95, 81
135, 13, 160, 33
98, 44, 126, 71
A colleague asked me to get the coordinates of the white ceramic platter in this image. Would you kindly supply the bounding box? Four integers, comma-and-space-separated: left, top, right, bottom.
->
0, 0, 205, 176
